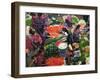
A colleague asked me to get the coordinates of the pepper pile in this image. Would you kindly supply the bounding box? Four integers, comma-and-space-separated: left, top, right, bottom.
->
45, 57, 64, 66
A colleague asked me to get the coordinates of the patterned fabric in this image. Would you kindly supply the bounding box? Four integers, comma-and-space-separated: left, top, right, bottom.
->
45, 43, 58, 58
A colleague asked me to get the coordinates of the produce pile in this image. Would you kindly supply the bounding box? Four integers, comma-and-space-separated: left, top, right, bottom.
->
25, 13, 90, 67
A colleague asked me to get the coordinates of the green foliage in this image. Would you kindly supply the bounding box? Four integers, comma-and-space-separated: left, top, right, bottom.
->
72, 16, 79, 24
26, 19, 32, 27
44, 36, 63, 45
